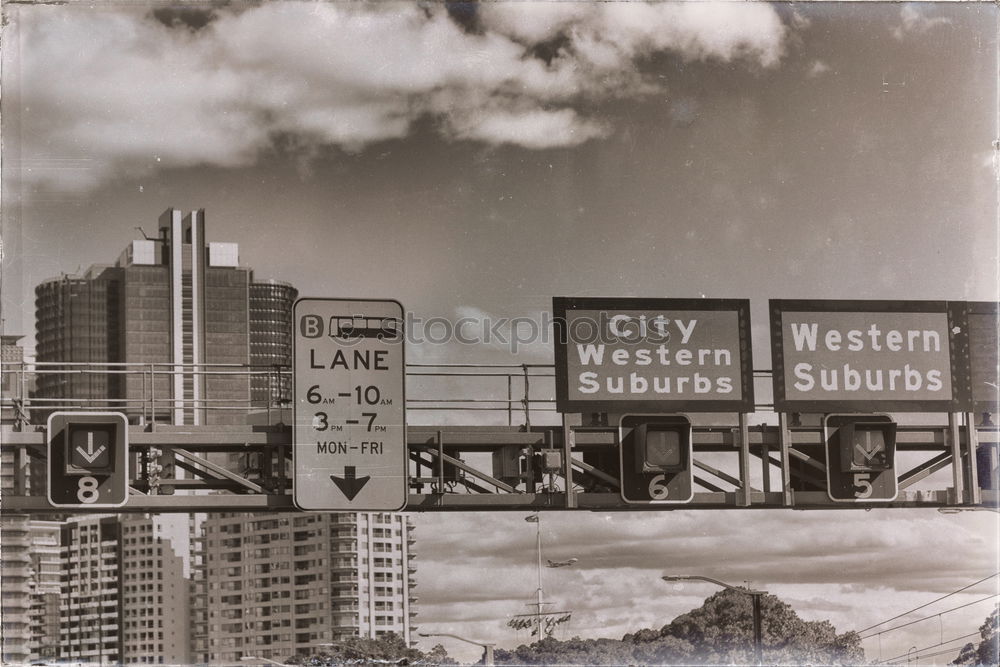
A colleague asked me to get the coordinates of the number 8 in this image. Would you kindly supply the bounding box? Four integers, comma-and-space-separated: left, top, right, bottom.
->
77, 476, 99, 504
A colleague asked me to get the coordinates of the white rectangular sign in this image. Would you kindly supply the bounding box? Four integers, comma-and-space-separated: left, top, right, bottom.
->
293, 298, 407, 511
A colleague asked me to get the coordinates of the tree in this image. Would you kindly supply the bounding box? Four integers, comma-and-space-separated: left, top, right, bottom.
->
953, 605, 999, 666
494, 588, 862, 665
658, 588, 863, 665
494, 636, 653, 665
286, 633, 456, 665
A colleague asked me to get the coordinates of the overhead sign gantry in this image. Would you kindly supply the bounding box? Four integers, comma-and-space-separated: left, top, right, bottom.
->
4, 295, 995, 514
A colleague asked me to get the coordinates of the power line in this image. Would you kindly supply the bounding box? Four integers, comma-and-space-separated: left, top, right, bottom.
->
856, 573, 999, 634
860, 594, 999, 639
902, 643, 982, 664
878, 631, 981, 664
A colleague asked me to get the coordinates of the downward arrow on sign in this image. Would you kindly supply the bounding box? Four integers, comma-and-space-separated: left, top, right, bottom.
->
76, 432, 107, 464
331, 466, 370, 501
855, 433, 883, 462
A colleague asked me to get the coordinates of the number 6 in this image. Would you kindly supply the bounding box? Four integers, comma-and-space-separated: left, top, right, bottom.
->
648, 474, 669, 500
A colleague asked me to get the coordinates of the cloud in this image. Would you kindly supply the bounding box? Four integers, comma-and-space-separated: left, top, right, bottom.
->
808, 60, 831, 78
12, 2, 788, 192
892, 5, 953, 40
446, 108, 608, 150
411, 509, 998, 661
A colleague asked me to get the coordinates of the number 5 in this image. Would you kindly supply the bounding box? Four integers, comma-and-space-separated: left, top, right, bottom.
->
853, 473, 873, 499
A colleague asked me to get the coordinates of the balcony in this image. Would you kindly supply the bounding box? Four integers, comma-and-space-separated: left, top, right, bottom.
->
330, 528, 358, 541
329, 558, 358, 571
330, 618, 361, 630
331, 546, 358, 554
330, 515, 358, 525
330, 591, 360, 601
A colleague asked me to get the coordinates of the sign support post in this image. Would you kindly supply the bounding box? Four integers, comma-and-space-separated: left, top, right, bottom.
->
949, 412, 964, 504
737, 413, 752, 507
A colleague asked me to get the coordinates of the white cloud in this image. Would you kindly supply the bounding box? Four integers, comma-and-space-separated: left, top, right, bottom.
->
892, 5, 953, 40
12, 1, 788, 192
808, 60, 831, 78
411, 509, 998, 661
447, 108, 609, 150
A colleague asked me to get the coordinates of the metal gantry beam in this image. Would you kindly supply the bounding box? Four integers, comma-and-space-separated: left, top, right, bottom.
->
1, 421, 997, 513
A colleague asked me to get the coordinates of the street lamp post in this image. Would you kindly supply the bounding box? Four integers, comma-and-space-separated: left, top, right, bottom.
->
662, 574, 767, 666
418, 632, 496, 666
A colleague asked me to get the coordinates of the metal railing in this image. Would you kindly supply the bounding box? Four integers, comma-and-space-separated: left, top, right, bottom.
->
1, 361, 786, 428
1, 361, 567, 428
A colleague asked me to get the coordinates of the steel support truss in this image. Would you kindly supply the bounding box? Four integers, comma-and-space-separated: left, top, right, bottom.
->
2, 415, 996, 513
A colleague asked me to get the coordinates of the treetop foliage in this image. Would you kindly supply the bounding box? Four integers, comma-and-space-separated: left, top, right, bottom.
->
495, 588, 863, 666
952, 604, 999, 666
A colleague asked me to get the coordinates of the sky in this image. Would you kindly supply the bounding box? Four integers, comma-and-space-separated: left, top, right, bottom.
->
1, 1, 998, 663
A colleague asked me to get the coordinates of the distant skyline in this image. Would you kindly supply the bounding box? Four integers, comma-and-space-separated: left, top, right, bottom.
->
2, 1, 997, 663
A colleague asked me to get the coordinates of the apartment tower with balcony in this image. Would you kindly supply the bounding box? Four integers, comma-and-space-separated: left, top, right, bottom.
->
58, 514, 191, 664
199, 512, 417, 664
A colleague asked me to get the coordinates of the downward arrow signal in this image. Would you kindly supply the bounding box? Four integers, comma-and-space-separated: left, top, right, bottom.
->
855, 432, 882, 462
330, 466, 370, 501
76, 432, 107, 464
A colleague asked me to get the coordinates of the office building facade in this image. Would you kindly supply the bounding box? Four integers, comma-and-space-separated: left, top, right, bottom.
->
33, 208, 294, 426
200, 512, 417, 664
249, 279, 298, 408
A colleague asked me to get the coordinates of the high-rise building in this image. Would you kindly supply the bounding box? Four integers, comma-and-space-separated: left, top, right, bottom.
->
58, 514, 191, 664
58, 516, 123, 663
118, 514, 191, 664
0, 517, 63, 663
1, 366, 34, 663
1, 334, 28, 425
28, 520, 62, 661
199, 512, 417, 664
0, 514, 32, 664
33, 208, 293, 426
249, 279, 298, 409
